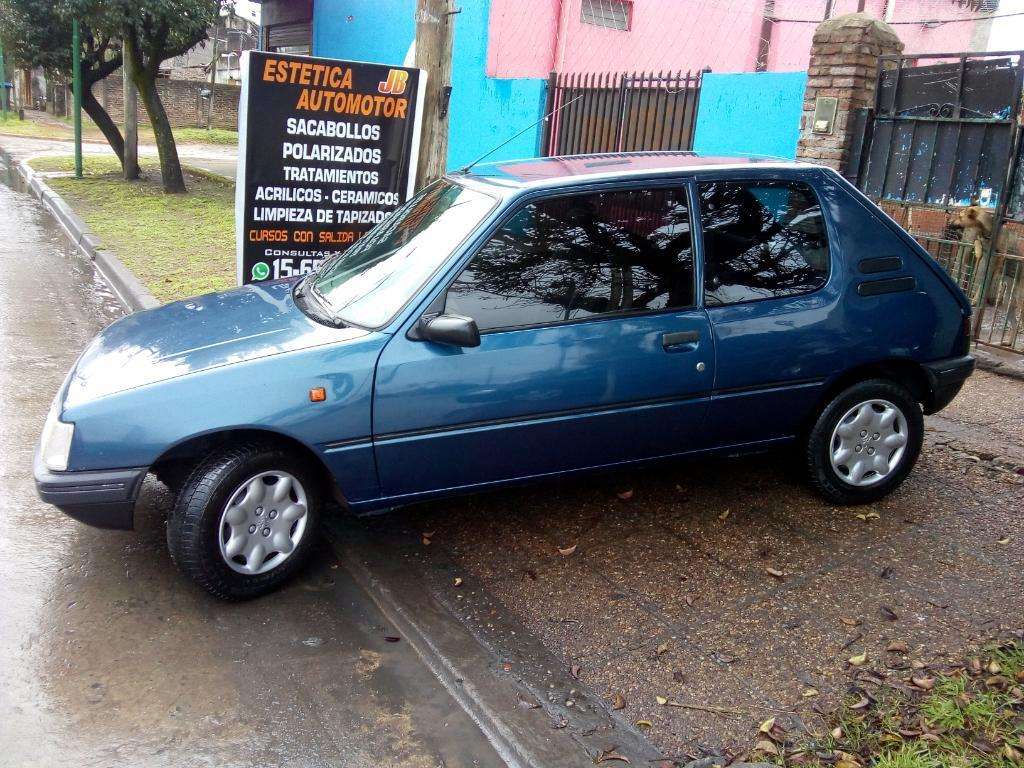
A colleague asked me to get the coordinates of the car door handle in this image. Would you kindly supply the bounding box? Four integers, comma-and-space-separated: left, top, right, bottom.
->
662, 330, 700, 351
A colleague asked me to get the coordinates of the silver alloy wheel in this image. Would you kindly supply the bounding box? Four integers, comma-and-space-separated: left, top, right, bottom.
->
829, 398, 909, 487
218, 471, 309, 575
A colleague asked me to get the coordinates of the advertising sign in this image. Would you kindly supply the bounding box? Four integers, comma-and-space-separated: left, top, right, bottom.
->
235, 51, 426, 285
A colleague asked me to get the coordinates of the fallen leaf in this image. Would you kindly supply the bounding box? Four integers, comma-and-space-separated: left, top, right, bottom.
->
802, 688, 819, 698
997, 536, 1011, 545
987, 660, 1002, 675
656, 642, 670, 656
656, 695, 669, 706
849, 651, 868, 666
754, 740, 780, 756
612, 692, 626, 710
557, 544, 578, 556
879, 567, 894, 579
517, 693, 541, 710
616, 490, 634, 501
766, 566, 785, 579
850, 695, 871, 710
421, 536, 432, 546
718, 509, 731, 521
831, 726, 844, 739
880, 605, 899, 621
759, 717, 776, 734
968, 658, 983, 675
634, 719, 652, 729
453, 577, 463, 587
855, 512, 880, 521
684, 595, 695, 608
551, 715, 568, 729
911, 675, 935, 690
840, 617, 863, 627
887, 641, 909, 654
595, 747, 630, 765
571, 664, 582, 679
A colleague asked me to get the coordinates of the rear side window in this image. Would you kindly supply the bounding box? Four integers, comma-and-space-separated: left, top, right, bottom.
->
446, 187, 695, 331
698, 180, 830, 306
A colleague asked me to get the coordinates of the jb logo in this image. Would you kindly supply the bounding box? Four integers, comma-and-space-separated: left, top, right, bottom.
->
378, 69, 408, 96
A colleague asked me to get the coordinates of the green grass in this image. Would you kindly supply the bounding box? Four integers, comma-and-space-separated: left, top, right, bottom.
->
1, 113, 237, 146
29, 154, 235, 303
767, 641, 1024, 768
0, 114, 70, 139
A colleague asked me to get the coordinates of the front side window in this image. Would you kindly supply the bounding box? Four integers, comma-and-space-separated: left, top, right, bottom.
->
445, 187, 694, 332
698, 180, 830, 306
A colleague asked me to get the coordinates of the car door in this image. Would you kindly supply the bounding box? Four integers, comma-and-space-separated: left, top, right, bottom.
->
696, 174, 841, 447
371, 183, 715, 501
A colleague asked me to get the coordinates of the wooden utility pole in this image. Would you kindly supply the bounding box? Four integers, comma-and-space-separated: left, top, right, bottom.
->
414, 0, 454, 188
72, 19, 82, 178
123, 43, 140, 179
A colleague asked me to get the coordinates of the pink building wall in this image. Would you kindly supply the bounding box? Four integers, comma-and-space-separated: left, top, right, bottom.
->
487, 0, 987, 78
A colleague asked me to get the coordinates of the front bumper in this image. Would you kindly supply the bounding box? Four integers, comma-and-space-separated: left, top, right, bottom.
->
923, 354, 975, 414
34, 453, 147, 530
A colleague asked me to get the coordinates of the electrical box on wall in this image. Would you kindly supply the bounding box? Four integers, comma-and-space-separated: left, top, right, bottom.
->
812, 96, 838, 134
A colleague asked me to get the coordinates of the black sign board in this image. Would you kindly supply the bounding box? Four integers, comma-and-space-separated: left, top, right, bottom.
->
235, 51, 425, 284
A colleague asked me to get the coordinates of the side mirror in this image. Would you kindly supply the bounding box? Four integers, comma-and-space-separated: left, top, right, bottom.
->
420, 313, 481, 348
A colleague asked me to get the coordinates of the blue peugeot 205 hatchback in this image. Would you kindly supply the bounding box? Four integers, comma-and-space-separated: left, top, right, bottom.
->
35, 153, 975, 599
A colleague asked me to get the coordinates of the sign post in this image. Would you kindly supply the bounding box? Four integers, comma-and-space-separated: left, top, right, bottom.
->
235, 51, 426, 286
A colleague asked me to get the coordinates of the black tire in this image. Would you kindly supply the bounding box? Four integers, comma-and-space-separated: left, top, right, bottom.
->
167, 442, 322, 600
805, 379, 924, 505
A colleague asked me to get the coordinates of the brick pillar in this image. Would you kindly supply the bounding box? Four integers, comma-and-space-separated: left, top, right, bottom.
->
796, 12, 902, 173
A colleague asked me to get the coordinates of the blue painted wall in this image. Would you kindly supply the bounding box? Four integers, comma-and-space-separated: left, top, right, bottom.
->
446, 1, 547, 169
310, 0, 546, 171
313, 0, 415, 66
693, 72, 807, 160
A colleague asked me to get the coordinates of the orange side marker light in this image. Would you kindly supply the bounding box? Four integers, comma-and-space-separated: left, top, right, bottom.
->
309, 387, 327, 402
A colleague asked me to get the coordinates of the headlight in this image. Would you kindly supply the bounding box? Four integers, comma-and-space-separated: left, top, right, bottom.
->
40, 400, 75, 472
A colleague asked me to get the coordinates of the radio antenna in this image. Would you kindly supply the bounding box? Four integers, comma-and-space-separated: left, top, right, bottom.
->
457, 93, 584, 174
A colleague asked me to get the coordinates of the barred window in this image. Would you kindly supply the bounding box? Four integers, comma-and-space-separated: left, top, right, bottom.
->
580, 0, 632, 31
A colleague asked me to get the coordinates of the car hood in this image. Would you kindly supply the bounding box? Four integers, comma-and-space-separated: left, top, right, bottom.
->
64, 279, 366, 408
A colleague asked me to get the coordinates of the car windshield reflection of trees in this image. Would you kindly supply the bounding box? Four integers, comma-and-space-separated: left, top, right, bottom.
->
447, 189, 696, 330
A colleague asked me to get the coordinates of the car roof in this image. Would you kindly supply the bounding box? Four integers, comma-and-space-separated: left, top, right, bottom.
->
448, 151, 821, 195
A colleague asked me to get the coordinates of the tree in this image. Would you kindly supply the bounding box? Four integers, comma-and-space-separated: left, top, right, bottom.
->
0, 0, 126, 167
84, 0, 220, 193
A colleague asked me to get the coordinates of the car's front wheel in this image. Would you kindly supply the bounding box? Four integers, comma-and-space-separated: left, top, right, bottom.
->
805, 379, 924, 505
167, 443, 322, 599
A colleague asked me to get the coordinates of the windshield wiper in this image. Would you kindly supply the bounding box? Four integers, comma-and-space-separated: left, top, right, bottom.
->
295, 275, 346, 328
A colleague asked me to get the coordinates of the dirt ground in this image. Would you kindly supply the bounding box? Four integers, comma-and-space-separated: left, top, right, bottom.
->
362, 370, 1024, 760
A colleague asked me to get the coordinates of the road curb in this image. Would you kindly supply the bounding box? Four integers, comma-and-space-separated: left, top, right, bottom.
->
328, 521, 664, 768
0, 145, 159, 314
972, 345, 1024, 382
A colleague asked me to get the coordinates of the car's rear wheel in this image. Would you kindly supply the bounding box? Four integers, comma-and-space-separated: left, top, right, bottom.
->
805, 379, 923, 505
167, 443, 322, 599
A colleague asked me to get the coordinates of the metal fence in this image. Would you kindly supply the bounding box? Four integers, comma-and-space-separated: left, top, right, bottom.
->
542, 70, 703, 157
914, 234, 1024, 353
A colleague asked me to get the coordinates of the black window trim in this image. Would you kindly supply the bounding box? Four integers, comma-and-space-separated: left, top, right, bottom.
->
695, 175, 834, 310
438, 178, 700, 336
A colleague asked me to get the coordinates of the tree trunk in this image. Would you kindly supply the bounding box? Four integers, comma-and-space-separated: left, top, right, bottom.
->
135, 76, 186, 193
81, 84, 125, 171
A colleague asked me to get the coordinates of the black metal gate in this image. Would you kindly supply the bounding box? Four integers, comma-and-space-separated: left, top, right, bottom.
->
542, 70, 703, 157
852, 51, 1024, 354
855, 51, 1024, 207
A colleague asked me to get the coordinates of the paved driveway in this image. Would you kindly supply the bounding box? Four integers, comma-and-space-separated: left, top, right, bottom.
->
356, 370, 1024, 759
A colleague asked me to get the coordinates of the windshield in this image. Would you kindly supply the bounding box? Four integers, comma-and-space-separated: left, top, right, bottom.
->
309, 179, 496, 328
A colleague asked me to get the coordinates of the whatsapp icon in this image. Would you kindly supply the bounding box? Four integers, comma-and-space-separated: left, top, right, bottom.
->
251, 262, 270, 281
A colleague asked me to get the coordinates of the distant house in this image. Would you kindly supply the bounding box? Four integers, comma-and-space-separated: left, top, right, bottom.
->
166, 9, 260, 83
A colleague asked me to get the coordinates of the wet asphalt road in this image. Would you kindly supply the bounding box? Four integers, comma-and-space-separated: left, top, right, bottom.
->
0, 167, 502, 767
